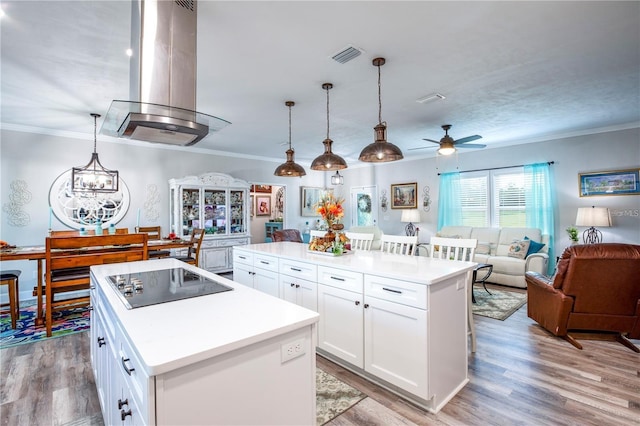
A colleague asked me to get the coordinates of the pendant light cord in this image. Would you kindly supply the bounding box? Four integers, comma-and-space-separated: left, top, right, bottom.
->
378, 63, 382, 124
326, 86, 330, 139
288, 104, 292, 149
93, 115, 98, 153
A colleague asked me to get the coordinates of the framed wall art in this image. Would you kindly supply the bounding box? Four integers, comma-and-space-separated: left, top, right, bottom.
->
579, 169, 640, 197
256, 196, 271, 216
301, 187, 332, 216
391, 182, 418, 209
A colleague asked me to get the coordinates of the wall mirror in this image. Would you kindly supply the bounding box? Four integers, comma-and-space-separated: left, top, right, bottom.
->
49, 169, 130, 229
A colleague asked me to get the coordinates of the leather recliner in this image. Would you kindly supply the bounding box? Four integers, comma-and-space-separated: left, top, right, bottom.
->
525, 243, 640, 352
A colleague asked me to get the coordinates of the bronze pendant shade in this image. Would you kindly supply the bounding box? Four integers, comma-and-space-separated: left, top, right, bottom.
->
71, 113, 119, 193
359, 57, 404, 163
311, 83, 347, 171
274, 101, 306, 177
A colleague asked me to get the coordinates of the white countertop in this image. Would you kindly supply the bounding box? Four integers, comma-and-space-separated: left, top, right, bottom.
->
238, 242, 477, 285
91, 258, 319, 376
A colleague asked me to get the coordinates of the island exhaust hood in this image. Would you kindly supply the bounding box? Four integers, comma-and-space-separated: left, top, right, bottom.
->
101, 0, 229, 146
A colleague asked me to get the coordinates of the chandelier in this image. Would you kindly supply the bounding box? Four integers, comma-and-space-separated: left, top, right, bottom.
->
72, 113, 119, 193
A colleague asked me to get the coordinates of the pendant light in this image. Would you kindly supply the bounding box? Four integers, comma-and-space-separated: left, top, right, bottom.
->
274, 101, 306, 177
359, 57, 404, 163
72, 113, 119, 193
331, 171, 344, 185
311, 83, 347, 171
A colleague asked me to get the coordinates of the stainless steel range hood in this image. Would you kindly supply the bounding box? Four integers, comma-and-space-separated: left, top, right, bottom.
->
101, 0, 229, 146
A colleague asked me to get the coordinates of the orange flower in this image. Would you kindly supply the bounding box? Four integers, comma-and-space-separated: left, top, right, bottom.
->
316, 193, 345, 225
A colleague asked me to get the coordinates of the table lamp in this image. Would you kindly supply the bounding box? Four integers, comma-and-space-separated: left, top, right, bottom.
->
575, 206, 611, 244
401, 209, 421, 236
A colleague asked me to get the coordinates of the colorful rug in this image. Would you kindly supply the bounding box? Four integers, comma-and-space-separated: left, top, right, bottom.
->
472, 287, 527, 321
316, 369, 366, 425
0, 303, 90, 349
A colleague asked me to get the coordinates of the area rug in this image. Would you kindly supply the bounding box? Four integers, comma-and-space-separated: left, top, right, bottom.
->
316, 369, 366, 425
0, 302, 90, 349
472, 287, 527, 320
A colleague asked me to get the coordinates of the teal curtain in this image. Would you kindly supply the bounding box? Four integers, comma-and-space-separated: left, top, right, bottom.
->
524, 163, 555, 275
437, 172, 462, 230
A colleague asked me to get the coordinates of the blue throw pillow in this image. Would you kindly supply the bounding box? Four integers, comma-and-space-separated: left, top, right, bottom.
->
524, 236, 545, 257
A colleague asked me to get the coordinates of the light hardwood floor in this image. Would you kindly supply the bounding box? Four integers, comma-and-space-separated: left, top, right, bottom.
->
1, 284, 639, 425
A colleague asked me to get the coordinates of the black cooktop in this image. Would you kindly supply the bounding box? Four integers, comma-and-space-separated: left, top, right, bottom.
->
107, 267, 233, 309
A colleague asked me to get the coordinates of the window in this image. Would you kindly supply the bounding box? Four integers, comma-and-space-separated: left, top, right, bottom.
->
459, 167, 526, 227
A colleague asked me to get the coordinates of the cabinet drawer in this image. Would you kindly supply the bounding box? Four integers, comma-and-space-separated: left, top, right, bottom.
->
233, 249, 254, 266
254, 253, 279, 272
364, 275, 427, 310
318, 266, 363, 293
279, 259, 317, 281
117, 324, 151, 424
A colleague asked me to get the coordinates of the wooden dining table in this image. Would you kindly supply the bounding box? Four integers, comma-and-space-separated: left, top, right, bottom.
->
0, 238, 192, 326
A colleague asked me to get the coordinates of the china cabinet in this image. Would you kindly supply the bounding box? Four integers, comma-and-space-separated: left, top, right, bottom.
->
169, 173, 250, 273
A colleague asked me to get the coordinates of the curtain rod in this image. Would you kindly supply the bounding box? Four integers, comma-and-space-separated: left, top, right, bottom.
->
437, 161, 554, 175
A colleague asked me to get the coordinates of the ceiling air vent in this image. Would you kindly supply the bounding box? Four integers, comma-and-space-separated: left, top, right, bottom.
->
331, 45, 363, 64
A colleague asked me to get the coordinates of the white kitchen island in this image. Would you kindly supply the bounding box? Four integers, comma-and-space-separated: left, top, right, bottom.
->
90, 258, 319, 426
234, 242, 477, 413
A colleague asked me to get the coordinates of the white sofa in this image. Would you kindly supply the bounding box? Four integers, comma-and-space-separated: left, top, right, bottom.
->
431, 226, 550, 288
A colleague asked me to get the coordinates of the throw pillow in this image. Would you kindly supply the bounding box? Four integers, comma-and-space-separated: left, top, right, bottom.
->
508, 239, 530, 260
476, 241, 491, 255
524, 236, 545, 257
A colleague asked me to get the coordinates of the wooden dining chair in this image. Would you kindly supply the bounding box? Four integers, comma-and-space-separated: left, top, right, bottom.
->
345, 232, 374, 251
136, 226, 170, 258
45, 233, 148, 337
1, 270, 21, 329
380, 234, 418, 256
50, 228, 129, 236
170, 228, 205, 266
429, 236, 478, 352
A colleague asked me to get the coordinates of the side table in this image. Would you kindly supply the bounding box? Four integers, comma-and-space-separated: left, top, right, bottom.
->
472, 263, 493, 303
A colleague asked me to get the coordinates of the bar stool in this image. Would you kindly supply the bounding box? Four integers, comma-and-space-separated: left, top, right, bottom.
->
1, 270, 21, 329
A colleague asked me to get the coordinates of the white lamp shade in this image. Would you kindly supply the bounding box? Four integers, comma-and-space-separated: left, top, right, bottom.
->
575, 207, 611, 227
401, 209, 421, 223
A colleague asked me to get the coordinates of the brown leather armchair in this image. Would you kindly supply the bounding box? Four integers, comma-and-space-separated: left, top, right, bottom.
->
526, 243, 640, 352
272, 229, 303, 243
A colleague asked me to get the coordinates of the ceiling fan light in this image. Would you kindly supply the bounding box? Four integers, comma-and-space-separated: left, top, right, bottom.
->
438, 140, 456, 155
359, 123, 404, 162
311, 139, 347, 171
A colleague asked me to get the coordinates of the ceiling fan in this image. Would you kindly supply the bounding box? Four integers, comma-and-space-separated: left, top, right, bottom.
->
410, 124, 486, 155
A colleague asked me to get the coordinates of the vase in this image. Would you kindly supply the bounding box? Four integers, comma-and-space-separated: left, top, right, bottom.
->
331, 223, 344, 231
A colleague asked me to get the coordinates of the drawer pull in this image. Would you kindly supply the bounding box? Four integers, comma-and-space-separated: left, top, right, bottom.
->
290, 283, 295, 287
97, 337, 106, 347
296, 284, 300, 288
383, 287, 402, 294
330, 276, 345, 282
121, 357, 135, 375
260, 260, 270, 265
121, 409, 132, 421
239, 256, 247, 260
290, 267, 302, 272
118, 398, 128, 409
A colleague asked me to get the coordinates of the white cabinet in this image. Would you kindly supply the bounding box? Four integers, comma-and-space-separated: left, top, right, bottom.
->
232, 249, 279, 297
169, 173, 250, 273
279, 258, 318, 311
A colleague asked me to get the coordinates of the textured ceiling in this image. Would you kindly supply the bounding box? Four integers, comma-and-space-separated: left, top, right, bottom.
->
1, 1, 639, 165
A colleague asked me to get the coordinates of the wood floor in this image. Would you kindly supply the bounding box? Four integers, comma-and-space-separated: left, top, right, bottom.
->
1, 284, 639, 425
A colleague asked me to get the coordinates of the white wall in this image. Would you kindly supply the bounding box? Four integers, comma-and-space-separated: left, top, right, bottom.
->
1, 127, 638, 301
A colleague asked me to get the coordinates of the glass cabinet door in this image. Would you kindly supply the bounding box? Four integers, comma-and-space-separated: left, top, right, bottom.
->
182, 188, 200, 237
230, 190, 245, 234
204, 189, 226, 235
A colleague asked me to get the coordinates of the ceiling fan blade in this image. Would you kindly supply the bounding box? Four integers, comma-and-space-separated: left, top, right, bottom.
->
456, 143, 486, 149
421, 138, 440, 144
454, 135, 482, 145
408, 146, 438, 151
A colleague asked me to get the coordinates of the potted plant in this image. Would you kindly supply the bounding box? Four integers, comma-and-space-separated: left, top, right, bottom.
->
566, 226, 579, 244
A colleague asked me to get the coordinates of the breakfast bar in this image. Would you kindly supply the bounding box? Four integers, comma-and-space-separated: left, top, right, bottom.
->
233, 242, 477, 413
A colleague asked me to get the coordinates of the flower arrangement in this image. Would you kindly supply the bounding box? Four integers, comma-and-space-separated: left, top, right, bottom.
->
316, 193, 345, 228
566, 226, 579, 242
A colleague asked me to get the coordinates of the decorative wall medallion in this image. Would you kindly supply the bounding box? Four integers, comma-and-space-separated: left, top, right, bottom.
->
423, 185, 431, 212
2, 180, 32, 227
380, 189, 388, 212
144, 184, 161, 222
49, 170, 130, 229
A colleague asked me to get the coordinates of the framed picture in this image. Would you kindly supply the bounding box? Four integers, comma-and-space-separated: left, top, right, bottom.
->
579, 169, 640, 197
251, 184, 272, 193
301, 187, 333, 217
391, 182, 418, 209
256, 196, 271, 216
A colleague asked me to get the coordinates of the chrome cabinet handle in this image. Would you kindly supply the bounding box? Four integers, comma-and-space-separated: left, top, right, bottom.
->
121, 357, 135, 375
